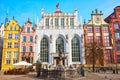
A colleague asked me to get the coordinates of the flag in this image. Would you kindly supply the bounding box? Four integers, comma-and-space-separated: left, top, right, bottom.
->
56, 3, 59, 8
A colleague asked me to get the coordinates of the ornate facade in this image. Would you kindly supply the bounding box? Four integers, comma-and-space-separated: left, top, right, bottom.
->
84, 9, 112, 66
35, 8, 85, 67
20, 19, 35, 63
105, 6, 120, 64
1, 17, 21, 70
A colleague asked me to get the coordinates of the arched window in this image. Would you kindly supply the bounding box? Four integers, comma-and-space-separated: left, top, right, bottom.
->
71, 36, 80, 62
40, 37, 49, 62
56, 37, 64, 53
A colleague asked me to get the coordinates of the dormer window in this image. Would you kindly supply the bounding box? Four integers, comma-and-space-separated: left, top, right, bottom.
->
14, 26, 16, 30
10, 26, 12, 30
27, 27, 30, 33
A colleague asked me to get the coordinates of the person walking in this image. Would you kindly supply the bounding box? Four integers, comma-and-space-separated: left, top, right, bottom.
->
36, 60, 40, 77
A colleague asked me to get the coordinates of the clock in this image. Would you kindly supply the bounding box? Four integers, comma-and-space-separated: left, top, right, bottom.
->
94, 17, 100, 23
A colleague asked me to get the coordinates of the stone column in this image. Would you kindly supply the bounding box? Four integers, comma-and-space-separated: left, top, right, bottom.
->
68, 38, 72, 66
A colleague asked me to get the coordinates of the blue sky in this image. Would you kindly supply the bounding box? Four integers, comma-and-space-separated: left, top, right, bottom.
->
0, 0, 120, 26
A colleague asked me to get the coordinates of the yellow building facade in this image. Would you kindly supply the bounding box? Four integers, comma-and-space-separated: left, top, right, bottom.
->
2, 18, 21, 70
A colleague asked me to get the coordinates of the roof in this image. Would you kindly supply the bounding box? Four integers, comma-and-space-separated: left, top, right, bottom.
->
54, 8, 62, 13
54, 10, 62, 13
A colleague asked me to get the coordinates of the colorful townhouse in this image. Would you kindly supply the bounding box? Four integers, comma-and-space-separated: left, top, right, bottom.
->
20, 19, 35, 64
0, 23, 4, 70
83, 9, 112, 66
1, 17, 21, 70
105, 6, 120, 64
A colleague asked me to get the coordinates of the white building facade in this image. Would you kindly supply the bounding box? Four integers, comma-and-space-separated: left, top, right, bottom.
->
35, 8, 85, 67
0, 23, 4, 69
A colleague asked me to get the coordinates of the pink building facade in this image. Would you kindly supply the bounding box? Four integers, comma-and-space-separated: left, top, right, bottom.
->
20, 19, 35, 63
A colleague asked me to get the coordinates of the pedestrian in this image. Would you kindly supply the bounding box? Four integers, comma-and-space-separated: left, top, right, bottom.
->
36, 60, 40, 77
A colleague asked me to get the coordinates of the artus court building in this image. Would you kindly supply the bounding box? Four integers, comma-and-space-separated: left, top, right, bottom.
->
35, 7, 85, 67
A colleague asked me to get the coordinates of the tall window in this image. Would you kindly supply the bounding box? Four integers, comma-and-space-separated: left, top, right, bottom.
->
30, 36, 33, 42
104, 36, 110, 46
88, 36, 93, 43
96, 27, 100, 33
8, 34, 12, 39
10, 26, 12, 30
14, 42, 18, 48
104, 26, 108, 32
40, 37, 49, 62
116, 41, 120, 51
71, 36, 80, 62
106, 49, 111, 64
23, 36, 26, 42
55, 18, 59, 27
88, 27, 93, 33
7, 42, 12, 48
14, 26, 16, 30
56, 37, 64, 53
6, 52, 11, 64
14, 52, 18, 58
15, 34, 19, 39
29, 46, 33, 52
114, 22, 119, 29
6, 52, 11, 58
96, 36, 101, 44
70, 18, 74, 27
115, 32, 120, 39
23, 46, 26, 52
27, 27, 30, 33
61, 18, 64, 28
45, 18, 49, 28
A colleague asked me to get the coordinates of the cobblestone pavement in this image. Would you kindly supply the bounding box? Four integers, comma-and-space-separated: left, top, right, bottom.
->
0, 72, 120, 80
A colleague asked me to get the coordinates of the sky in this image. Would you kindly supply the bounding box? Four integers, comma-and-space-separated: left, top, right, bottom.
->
0, 0, 120, 26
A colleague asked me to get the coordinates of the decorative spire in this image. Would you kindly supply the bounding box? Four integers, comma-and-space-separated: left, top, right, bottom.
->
12, 16, 14, 20
84, 19, 86, 24
41, 7, 44, 15
5, 11, 8, 26
95, 9, 98, 14
92, 11, 94, 14
28, 18, 30, 22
